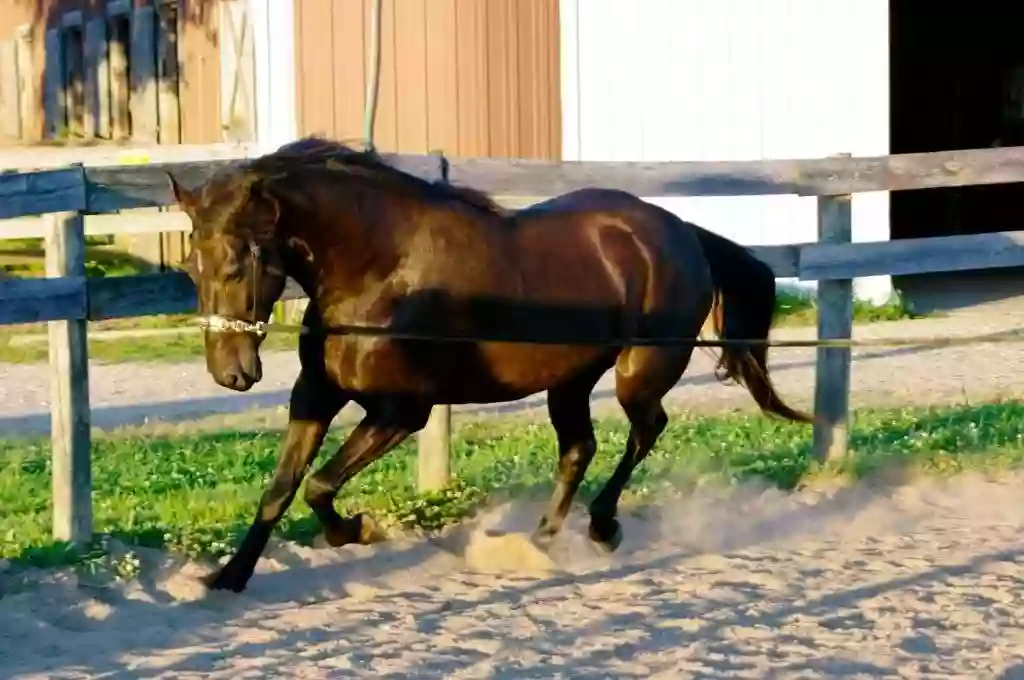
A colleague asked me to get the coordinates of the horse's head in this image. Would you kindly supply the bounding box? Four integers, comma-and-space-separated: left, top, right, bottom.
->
168, 167, 288, 392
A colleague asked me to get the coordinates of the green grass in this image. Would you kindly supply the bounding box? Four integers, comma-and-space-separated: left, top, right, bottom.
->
0, 237, 157, 280
2, 400, 1022, 571
773, 290, 923, 327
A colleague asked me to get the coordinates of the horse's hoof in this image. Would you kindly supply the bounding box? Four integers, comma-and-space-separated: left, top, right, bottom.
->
588, 517, 623, 554
321, 513, 386, 547
529, 529, 556, 554
354, 513, 387, 544
203, 565, 250, 593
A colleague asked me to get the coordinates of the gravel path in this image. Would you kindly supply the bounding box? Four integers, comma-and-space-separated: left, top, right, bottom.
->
1, 314, 1022, 437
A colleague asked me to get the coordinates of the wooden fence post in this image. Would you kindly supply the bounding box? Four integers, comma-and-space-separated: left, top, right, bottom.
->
46, 210, 93, 544
811, 168, 854, 462
417, 405, 451, 492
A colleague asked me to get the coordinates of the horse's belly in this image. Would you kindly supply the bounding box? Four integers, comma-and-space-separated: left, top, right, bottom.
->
469, 342, 614, 397
320, 335, 612, 403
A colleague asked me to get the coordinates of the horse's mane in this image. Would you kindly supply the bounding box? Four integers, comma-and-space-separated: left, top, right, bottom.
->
244, 136, 507, 217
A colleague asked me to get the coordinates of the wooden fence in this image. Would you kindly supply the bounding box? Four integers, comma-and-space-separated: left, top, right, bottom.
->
3, 144, 1024, 545
0, 142, 261, 273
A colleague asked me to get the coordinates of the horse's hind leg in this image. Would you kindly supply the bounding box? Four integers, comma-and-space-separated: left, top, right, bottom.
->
303, 398, 433, 547
588, 346, 693, 551
531, 365, 607, 550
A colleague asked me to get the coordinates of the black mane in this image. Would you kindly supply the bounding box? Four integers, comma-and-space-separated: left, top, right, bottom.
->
245, 135, 507, 216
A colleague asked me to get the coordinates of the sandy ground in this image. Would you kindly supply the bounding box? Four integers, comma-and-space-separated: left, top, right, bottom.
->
3, 473, 1024, 679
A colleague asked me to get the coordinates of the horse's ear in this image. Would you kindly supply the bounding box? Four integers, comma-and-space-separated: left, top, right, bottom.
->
166, 172, 198, 213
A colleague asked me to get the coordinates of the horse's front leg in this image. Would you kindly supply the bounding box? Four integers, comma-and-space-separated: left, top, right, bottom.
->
205, 370, 348, 593
303, 400, 433, 547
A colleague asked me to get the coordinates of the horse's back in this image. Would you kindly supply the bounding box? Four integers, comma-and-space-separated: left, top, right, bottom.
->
510, 188, 713, 310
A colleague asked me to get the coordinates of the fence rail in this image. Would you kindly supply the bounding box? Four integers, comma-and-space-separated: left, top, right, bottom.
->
4, 144, 1024, 545
4, 143, 1024, 215
7, 227, 1024, 327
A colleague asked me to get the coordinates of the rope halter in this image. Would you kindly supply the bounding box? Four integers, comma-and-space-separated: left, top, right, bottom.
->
195, 242, 270, 337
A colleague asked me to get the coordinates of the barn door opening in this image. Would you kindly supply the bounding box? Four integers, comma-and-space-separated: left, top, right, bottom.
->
889, 2, 1024, 312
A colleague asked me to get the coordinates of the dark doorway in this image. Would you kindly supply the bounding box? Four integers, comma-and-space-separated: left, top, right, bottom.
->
889, 3, 1024, 313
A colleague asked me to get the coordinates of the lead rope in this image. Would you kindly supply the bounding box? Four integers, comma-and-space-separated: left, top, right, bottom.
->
249, 242, 261, 329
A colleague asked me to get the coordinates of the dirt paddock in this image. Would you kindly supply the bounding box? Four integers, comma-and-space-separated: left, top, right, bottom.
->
3, 473, 1024, 679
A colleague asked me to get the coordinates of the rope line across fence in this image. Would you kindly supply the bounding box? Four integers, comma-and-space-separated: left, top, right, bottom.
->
196, 314, 1024, 351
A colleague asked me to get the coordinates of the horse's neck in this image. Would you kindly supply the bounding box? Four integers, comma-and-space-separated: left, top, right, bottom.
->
281, 251, 317, 301
279, 208, 398, 304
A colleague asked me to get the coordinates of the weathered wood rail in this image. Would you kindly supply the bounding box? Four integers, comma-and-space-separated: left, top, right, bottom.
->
4, 144, 1024, 545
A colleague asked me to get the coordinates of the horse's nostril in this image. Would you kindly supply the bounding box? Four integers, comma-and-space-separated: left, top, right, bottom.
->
222, 369, 246, 390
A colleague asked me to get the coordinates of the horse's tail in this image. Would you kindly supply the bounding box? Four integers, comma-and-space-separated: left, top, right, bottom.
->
695, 225, 813, 424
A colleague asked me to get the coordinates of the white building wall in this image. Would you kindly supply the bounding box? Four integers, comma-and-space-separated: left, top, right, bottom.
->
249, 0, 298, 153
560, 0, 891, 303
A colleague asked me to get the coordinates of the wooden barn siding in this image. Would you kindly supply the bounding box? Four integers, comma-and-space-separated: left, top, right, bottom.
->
0, 0, 222, 145
294, 0, 561, 160
177, 0, 221, 144
0, 1, 44, 141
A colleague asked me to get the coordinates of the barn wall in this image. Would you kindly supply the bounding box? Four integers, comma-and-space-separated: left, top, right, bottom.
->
0, 0, 222, 145
560, 0, 891, 302
177, 0, 221, 144
294, 0, 561, 160
0, 2, 37, 141
250, 0, 295, 151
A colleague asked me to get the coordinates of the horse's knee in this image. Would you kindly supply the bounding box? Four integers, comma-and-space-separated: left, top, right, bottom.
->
648, 405, 668, 435
621, 400, 667, 431
258, 487, 295, 523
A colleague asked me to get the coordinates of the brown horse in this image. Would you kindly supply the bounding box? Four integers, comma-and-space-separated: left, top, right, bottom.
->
168, 136, 810, 593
